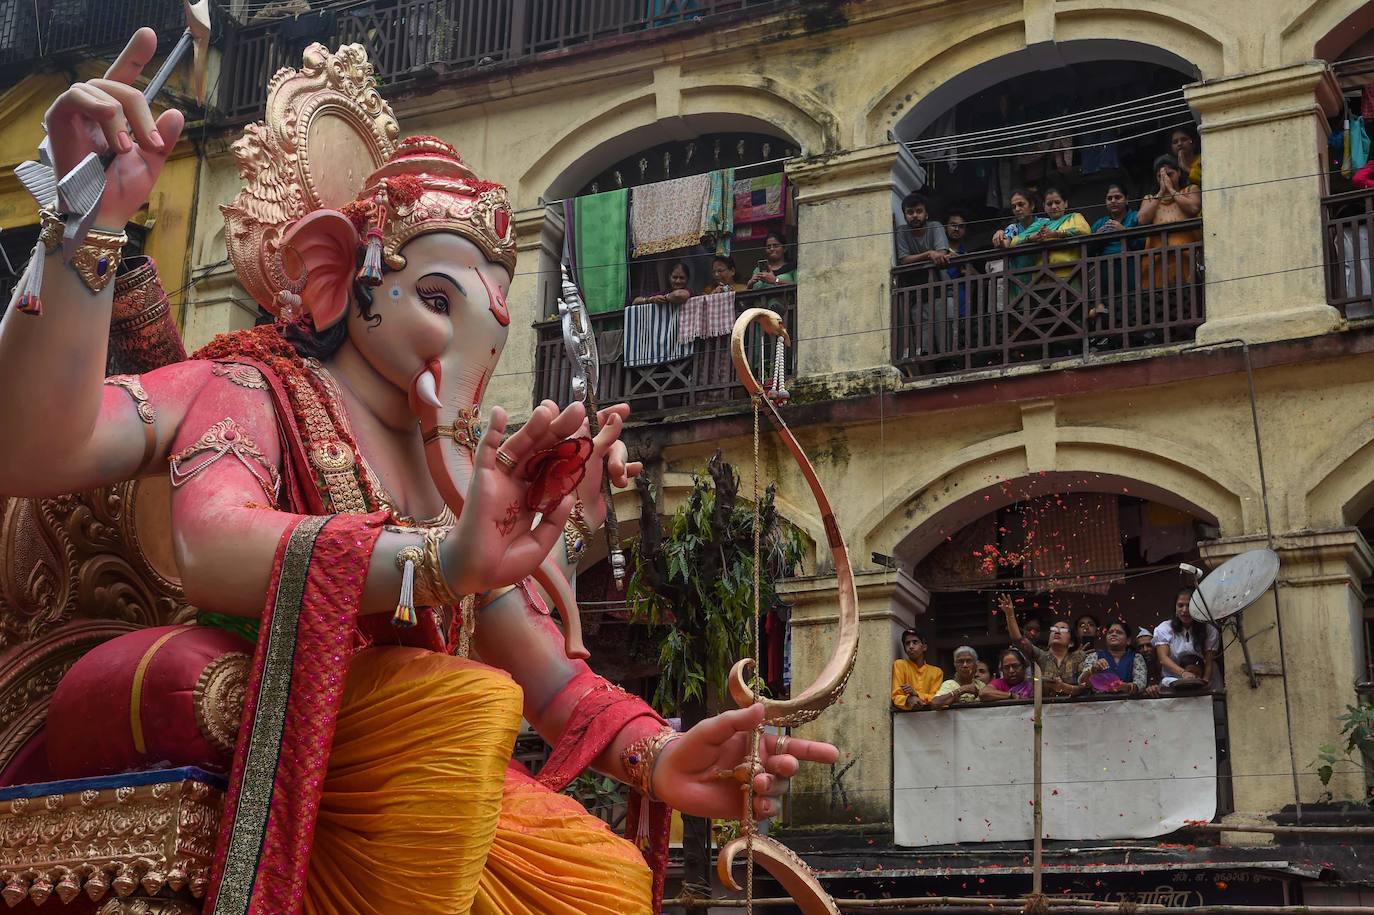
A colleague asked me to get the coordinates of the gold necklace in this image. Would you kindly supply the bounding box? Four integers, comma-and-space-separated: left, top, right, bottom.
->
310, 361, 453, 528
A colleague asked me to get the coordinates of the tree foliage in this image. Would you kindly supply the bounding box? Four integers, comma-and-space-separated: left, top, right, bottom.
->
628, 451, 804, 716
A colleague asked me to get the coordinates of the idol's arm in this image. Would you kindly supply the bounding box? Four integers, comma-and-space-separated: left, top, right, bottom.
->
0, 30, 185, 495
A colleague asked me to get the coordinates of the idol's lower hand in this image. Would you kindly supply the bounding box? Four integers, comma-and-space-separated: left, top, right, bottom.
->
650, 704, 839, 822
446, 400, 583, 593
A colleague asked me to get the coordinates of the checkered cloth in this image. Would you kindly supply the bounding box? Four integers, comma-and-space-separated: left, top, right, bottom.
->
1023, 493, 1123, 594
678, 290, 736, 345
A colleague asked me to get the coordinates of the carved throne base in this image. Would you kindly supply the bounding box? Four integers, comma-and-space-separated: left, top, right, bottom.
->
0, 768, 222, 912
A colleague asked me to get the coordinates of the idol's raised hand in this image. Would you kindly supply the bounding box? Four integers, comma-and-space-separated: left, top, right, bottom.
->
44, 28, 184, 227
446, 400, 585, 593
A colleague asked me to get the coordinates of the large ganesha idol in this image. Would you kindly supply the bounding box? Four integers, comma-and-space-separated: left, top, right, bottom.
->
0, 29, 842, 915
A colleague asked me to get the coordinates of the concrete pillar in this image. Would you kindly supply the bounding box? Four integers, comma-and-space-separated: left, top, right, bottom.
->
1202, 529, 1372, 826
1188, 62, 1344, 345
490, 205, 559, 423
784, 569, 928, 827
786, 145, 902, 389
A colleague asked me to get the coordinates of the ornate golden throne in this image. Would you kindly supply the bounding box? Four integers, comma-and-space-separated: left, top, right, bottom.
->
0, 478, 223, 914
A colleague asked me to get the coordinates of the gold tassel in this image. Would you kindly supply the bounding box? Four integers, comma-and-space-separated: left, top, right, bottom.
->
393, 547, 421, 628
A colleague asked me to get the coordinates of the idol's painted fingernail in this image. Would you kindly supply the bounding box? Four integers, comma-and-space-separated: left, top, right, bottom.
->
117, 131, 133, 153
150, 129, 165, 149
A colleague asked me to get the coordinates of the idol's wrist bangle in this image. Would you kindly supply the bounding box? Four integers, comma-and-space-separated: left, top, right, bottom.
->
563, 499, 591, 566
419, 526, 462, 607
38, 208, 127, 293
620, 727, 681, 802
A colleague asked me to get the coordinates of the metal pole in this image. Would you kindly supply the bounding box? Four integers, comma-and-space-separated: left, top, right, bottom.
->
1032, 661, 1044, 898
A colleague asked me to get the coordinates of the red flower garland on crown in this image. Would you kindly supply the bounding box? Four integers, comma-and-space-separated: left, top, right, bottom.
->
340, 136, 516, 284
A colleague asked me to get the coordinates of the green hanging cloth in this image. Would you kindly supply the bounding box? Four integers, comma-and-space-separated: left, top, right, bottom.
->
574, 188, 629, 314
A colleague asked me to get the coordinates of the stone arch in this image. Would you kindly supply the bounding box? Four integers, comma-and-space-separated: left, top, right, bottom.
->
518, 75, 838, 202
1301, 417, 1374, 527
865, 17, 1223, 144
857, 427, 1250, 567
1283, 0, 1374, 62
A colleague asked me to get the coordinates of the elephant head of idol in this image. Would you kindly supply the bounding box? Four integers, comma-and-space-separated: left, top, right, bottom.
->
279, 136, 516, 511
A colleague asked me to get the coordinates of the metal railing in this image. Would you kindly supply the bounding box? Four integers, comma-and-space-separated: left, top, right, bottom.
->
533, 285, 797, 415
891, 220, 1205, 378
1323, 187, 1374, 319
219, 0, 782, 121
0, 0, 200, 69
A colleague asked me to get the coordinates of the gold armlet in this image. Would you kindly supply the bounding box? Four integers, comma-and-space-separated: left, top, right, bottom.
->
418, 526, 462, 608
41, 209, 126, 293
422, 406, 482, 451
620, 727, 681, 802
104, 374, 158, 473
168, 417, 281, 505
564, 499, 591, 566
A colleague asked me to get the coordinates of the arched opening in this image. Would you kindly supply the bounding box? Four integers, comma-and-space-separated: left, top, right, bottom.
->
885, 42, 1206, 377
893, 474, 1216, 674
533, 118, 802, 414
888, 471, 1232, 814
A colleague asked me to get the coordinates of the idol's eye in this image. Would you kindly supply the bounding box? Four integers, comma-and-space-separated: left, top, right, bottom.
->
416, 282, 450, 315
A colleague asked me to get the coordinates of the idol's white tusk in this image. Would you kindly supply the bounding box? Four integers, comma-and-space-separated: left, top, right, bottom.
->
415, 369, 443, 409
531, 511, 543, 531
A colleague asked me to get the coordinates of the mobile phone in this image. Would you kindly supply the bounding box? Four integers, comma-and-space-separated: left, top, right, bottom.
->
756, 259, 769, 273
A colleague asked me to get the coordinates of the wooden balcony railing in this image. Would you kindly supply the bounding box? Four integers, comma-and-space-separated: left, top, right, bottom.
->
0, 0, 209, 70
533, 285, 797, 415
219, 0, 782, 122
1323, 187, 1374, 319
891, 220, 1205, 378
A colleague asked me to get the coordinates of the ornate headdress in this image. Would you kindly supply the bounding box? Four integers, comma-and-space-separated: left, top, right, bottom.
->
222, 44, 515, 317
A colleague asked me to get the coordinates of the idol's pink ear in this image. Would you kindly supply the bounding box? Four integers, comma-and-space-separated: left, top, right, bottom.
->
281, 210, 360, 330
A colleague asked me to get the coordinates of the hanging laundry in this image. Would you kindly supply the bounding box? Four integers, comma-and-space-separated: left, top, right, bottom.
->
1353, 116, 1371, 174
701, 168, 735, 256
629, 173, 712, 257
677, 289, 735, 345
623, 300, 694, 367
733, 172, 787, 225
572, 188, 628, 314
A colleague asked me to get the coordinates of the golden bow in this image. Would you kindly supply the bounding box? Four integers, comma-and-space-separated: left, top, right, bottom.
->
715, 307, 859, 915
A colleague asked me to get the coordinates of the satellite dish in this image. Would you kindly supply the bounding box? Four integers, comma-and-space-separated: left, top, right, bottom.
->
1188, 549, 1279, 623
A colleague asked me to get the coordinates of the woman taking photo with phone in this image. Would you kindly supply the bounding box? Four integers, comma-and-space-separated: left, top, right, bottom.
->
748, 230, 797, 288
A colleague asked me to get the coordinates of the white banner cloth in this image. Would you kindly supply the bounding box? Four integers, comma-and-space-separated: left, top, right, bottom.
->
893, 696, 1216, 846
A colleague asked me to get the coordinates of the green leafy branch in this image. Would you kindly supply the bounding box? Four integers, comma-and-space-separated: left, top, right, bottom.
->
626, 451, 804, 717
1314, 703, 1374, 798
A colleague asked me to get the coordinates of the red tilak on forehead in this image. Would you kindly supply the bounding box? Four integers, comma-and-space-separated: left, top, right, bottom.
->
476, 269, 510, 327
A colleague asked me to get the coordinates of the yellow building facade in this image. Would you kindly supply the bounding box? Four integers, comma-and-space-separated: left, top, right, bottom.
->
0, 70, 200, 330
170, 0, 1374, 840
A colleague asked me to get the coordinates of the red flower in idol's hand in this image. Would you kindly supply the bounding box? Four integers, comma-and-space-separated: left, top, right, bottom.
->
523, 437, 593, 514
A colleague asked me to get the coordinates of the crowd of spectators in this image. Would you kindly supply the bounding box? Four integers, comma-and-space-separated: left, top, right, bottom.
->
631, 230, 798, 308
890, 586, 1219, 711
894, 128, 1205, 353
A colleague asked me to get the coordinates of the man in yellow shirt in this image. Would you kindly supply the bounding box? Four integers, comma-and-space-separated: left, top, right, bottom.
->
891, 628, 944, 710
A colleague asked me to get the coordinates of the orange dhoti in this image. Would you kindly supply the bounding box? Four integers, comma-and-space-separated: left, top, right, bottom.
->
303, 647, 652, 915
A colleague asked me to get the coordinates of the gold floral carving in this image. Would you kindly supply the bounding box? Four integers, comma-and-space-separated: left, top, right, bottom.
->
221, 42, 399, 312
0, 483, 190, 651
193, 651, 249, 756
0, 773, 221, 907
97, 900, 198, 915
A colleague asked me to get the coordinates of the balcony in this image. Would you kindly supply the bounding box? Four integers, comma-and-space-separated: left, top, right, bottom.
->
1323, 186, 1374, 319
219, 0, 784, 122
533, 285, 797, 414
891, 221, 1205, 378
0, 0, 204, 72
893, 692, 1220, 846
